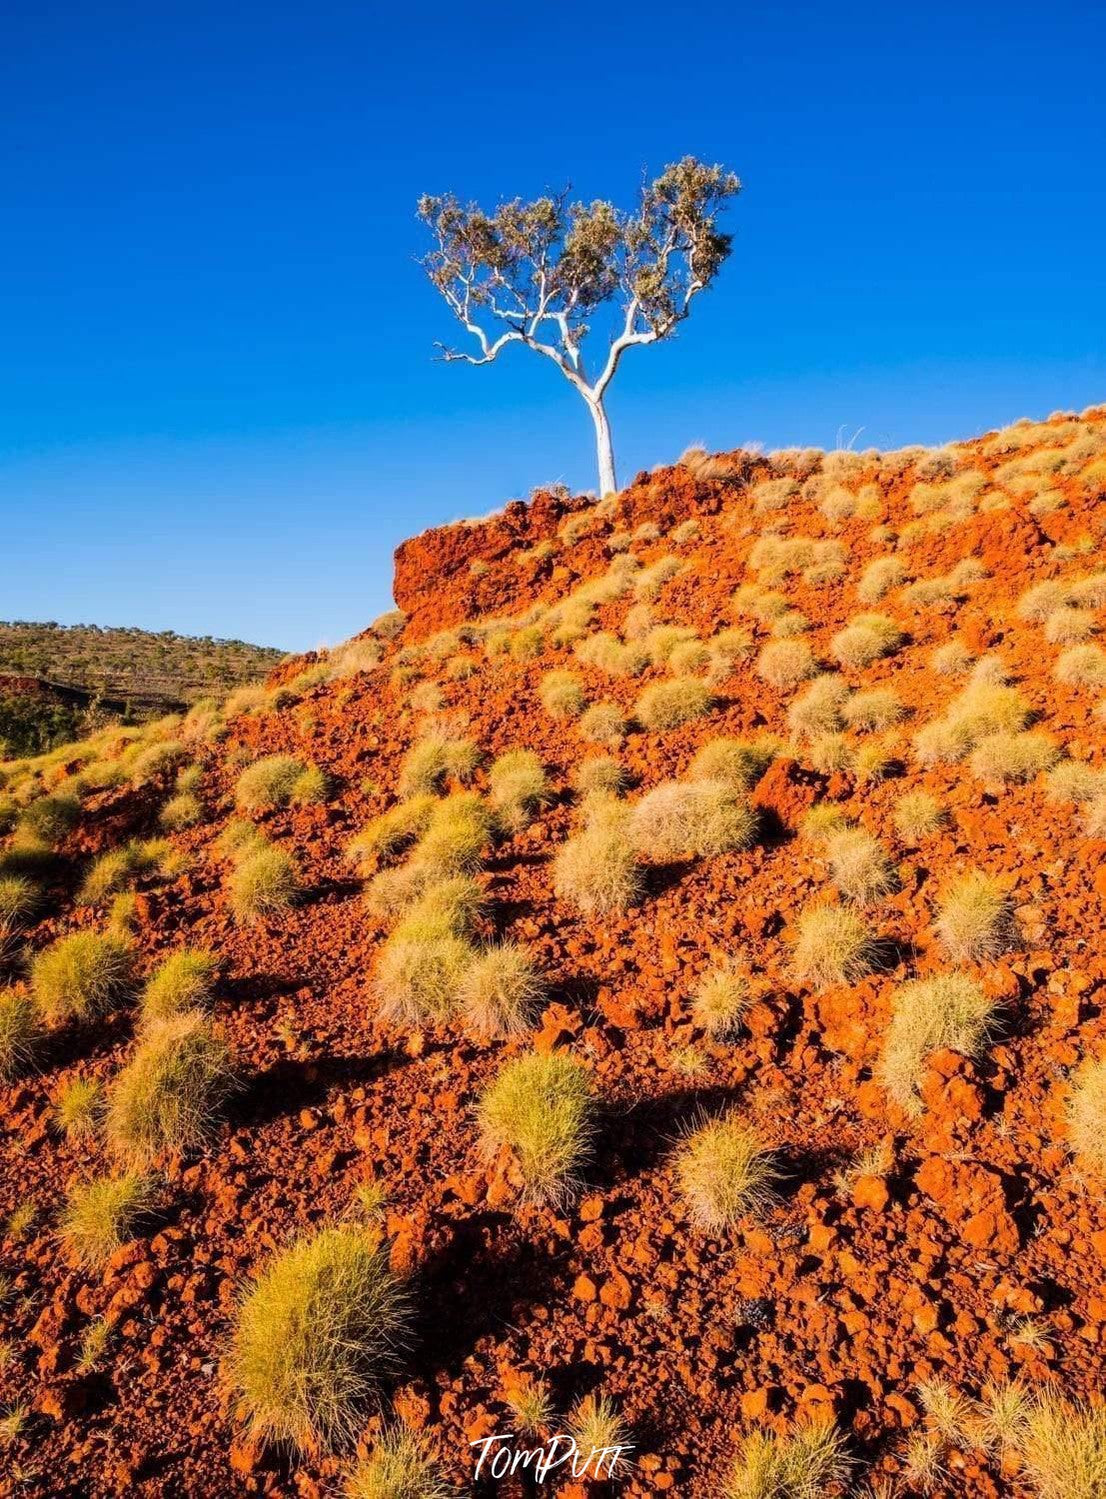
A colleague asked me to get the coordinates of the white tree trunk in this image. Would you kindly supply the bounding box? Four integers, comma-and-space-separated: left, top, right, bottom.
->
587, 395, 617, 496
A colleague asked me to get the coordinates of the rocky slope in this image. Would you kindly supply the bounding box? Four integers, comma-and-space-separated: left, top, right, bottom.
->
2, 406, 1106, 1497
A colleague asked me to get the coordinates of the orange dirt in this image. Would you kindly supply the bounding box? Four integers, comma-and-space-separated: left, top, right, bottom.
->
2, 409, 1106, 1496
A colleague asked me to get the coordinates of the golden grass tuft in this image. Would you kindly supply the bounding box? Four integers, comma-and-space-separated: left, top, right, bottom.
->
344, 1426, 453, 1498
478, 1050, 593, 1207
79, 838, 172, 905
727, 1420, 851, 1499
879, 973, 999, 1112
787, 675, 849, 738
934, 868, 1015, 961
688, 735, 778, 789
842, 687, 904, 732
412, 792, 495, 876
1018, 1394, 1106, 1499
1067, 1056, 1106, 1175
539, 670, 586, 720
756, 639, 817, 691
505, 1376, 553, 1434
825, 827, 897, 904
397, 731, 480, 798
1044, 607, 1098, 644
160, 791, 202, 829
106, 1011, 236, 1162
675, 1112, 776, 1230
1055, 643, 1106, 688
578, 701, 626, 746
141, 948, 218, 1022
235, 755, 311, 811
458, 943, 544, 1039
857, 556, 907, 604
230, 844, 301, 923
969, 730, 1058, 784
893, 790, 943, 843
553, 800, 644, 914
488, 749, 550, 833
0, 874, 38, 931
347, 796, 436, 867
830, 613, 905, 669
32, 929, 133, 1026
792, 903, 877, 989
373, 888, 478, 1027
55, 1075, 102, 1138
1045, 760, 1103, 804
691, 960, 753, 1039
569, 1392, 633, 1478
571, 756, 626, 798
231, 1226, 409, 1454
0, 989, 39, 1082
629, 779, 756, 861
60, 1171, 154, 1268
634, 677, 714, 731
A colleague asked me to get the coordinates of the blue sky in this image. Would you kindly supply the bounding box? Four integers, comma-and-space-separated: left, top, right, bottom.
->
2, 1, 1104, 651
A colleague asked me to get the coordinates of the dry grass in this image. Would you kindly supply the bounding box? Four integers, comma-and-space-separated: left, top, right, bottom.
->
1044, 607, 1098, 644
691, 961, 752, 1039
505, 1376, 553, 1434
373, 888, 478, 1027
806, 732, 854, 775
1018, 1394, 1106, 1499
0, 874, 38, 931
879, 973, 999, 1112
106, 1011, 236, 1162
230, 845, 301, 923
397, 731, 480, 798
825, 827, 897, 904
788, 675, 849, 738
55, 1075, 102, 1138
32, 930, 133, 1026
893, 791, 943, 843
687, 739, 775, 793
488, 749, 550, 833
347, 797, 437, 867
727, 1420, 851, 1498
231, 1225, 409, 1453
412, 792, 495, 876
969, 730, 1058, 784
539, 670, 586, 719
553, 800, 644, 914
141, 948, 218, 1022
571, 756, 625, 797
914, 682, 1031, 766
578, 701, 626, 746
344, 1426, 453, 1498
830, 613, 904, 669
629, 779, 756, 861
235, 755, 311, 811
569, 1392, 633, 1478
79, 838, 172, 905
934, 869, 1015, 961
576, 631, 650, 677
1055, 644, 1106, 688
458, 943, 543, 1039
931, 639, 974, 675
1045, 761, 1102, 804
0, 989, 39, 1082
160, 791, 202, 830
792, 903, 877, 989
843, 688, 904, 732
757, 640, 817, 691
675, 1112, 776, 1229
478, 1050, 593, 1207
975, 1378, 1033, 1457
60, 1171, 154, 1268
634, 678, 714, 731
1067, 1056, 1106, 1174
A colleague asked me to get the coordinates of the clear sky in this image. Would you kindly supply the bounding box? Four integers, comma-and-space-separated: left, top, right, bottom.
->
2, 1, 1104, 652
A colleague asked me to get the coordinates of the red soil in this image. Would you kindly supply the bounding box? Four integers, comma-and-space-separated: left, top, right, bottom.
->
3, 409, 1106, 1496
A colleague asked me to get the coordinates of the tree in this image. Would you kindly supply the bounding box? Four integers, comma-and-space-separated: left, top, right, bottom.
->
418, 157, 740, 496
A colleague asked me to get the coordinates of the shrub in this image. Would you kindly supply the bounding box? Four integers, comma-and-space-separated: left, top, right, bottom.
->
160, 791, 202, 830
458, 944, 543, 1039
540, 670, 586, 720
488, 750, 550, 833
231, 1226, 409, 1453
106, 1011, 236, 1162
32, 930, 132, 1026
16, 791, 80, 846
676, 1112, 776, 1229
629, 780, 756, 861
756, 640, 816, 691
578, 701, 625, 746
893, 791, 943, 843
726, 1421, 851, 1499
1067, 1056, 1106, 1175
1045, 761, 1103, 804
235, 755, 308, 811
55, 1076, 102, 1138
931, 639, 975, 675
969, 730, 1058, 785
792, 903, 876, 989
230, 845, 300, 923
1055, 644, 1106, 688
787, 675, 849, 738
575, 631, 649, 677
60, 1171, 154, 1268
374, 923, 475, 1027
830, 613, 905, 670
934, 869, 1015, 961
397, 732, 480, 798
0, 875, 37, 933
1045, 607, 1097, 644
799, 803, 850, 842
857, 556, 907, 605
478, 1050, 593, 1207
413, 792, 495, 876
806, 732, 854, 775
553, 801, 644, 914
79, 838, 169, 904
842, 688, 904, 732
344, 1427, 453, 1499
141, 948, 218, 1022
571, 756, 625, 797
879, 973, 999, 1112
691, 961, 752, 1039
0, 989, 39, 1082
825, 827, 897, 904
347, 796, 437, 867
634, 678, 714, 731
1018, 1394, 1106, 1499
688, 735, 778, 789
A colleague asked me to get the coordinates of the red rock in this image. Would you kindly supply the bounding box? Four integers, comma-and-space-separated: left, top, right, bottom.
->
573, 1274, 597, 1302
600, 1271, 632, 1310
853, 1175, 889, 1212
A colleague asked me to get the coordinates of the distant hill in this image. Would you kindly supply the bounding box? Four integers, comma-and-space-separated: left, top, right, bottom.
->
0, 621, 286, 755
